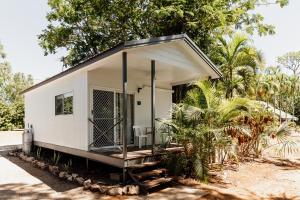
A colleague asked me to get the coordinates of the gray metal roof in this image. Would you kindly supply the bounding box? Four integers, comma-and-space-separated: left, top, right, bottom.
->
22, 34, 222, 94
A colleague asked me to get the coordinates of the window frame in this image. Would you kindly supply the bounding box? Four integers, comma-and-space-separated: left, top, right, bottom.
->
55, 91, 74, 116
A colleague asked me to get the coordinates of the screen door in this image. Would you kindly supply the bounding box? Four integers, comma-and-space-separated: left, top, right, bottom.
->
92, 89, 134, 148
92, 90, 115, 147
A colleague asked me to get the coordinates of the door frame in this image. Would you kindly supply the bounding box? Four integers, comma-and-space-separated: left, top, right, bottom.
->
88, 85, 135, 149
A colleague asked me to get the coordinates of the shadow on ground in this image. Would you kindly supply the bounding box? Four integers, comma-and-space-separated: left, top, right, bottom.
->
0, 183, 67, 200
3, 154, 79, 192
194, 186, 299, 200
260, 157, 300, 170
176, 177, 300, 200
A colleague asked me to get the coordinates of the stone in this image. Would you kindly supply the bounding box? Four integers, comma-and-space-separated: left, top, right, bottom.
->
71, 173, 78, 178
37, 162, 47, 170
98, 186, 107, 194
48, 165, 59, 175
59, 171, 68, 178
26, 157, 35, 162
90, 184, 100, 192
123, 185, 139, 195
32, 160, 39, 167
65, 174, 72, 180
107, 187, 123, 196
67, 176, 73, 182
75, 177, 85, 185
19, 153, 27, 160
83, 179, 92, 190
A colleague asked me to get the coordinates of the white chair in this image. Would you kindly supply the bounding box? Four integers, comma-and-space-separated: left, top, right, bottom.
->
133, 125, 148, 148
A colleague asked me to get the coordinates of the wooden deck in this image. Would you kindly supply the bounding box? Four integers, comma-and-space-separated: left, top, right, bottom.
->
92, 145, 183, 167
34, 141, 183, 168
92, 145, 183, 160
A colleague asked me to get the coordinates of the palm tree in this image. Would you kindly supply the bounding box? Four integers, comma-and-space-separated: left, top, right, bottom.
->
161, 80, 297, 179
216, 33, 264, 98
163, 81, 260, 178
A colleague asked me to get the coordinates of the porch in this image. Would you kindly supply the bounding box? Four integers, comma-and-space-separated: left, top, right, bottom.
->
63, 34, 221, 175
85, 35, 220, 164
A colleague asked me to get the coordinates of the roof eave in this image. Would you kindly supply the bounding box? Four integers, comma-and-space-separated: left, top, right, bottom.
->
124, 34, 222, 78
22, 33, 222, 94
182, 36, 222, 78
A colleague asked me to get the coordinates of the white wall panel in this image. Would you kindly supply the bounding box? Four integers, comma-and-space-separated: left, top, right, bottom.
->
134, 86, 172, 144
25, 71, 88, 151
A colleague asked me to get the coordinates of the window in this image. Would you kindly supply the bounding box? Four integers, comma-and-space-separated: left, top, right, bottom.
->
55, 92, 73, 115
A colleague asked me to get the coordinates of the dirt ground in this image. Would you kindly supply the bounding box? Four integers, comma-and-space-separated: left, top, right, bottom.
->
0, 134, 299, 200
193, 133, 300, 200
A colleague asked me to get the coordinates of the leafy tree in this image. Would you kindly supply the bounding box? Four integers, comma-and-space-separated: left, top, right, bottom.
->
258, 66, 300, 123
294, 98, 300, 124
0, 102, 13, 131
277, 52, 300, 120
0, 42, 33, 130
0, 43, 11, 102
39, 0, 288, 67
277, 51, 300, 76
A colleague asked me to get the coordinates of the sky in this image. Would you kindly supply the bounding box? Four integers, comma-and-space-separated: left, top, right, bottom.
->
0, 0, 64, 83
251, 0, 300, 67
0, 0, 299, 83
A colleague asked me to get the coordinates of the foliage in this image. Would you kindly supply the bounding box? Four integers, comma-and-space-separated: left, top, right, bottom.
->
36, 147, 42, 159
162, 80, 296, 180
223, 107, 274, 157
0, 102, 14, 131
294, 99, 300, 124
214, 33, 264, 98
62, 159, 73, 173
0, 42, 33, 130
277, 51, 300, 75
162, 81, 243, 179
256, 66, 300, 123
52, 151, 61, 165
267, 121, 298, 156
162, 152, 189, 176
39, 0, 288, 66
275, 52, 300, 121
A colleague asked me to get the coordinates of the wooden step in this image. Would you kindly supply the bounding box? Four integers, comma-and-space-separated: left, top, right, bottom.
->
128, 161, 160, 169
132, 168, 167, 180
142, 177, 173, 189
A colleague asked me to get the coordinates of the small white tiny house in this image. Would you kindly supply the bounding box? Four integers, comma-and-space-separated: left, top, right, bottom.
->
23, 34, 222, 169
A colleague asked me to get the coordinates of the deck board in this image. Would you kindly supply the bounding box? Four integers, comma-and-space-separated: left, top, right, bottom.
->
34, 141, 183, 168
92, 145, 183, 160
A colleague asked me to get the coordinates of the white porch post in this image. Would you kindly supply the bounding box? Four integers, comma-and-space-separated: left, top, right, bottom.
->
122, 52, 128, 159
151, 60, 156, 154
